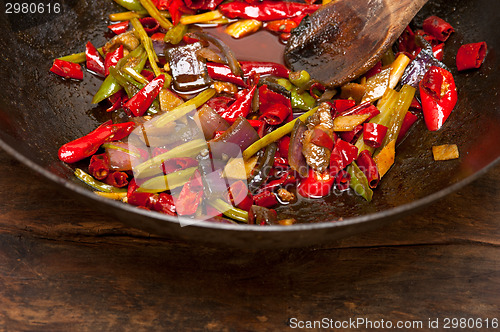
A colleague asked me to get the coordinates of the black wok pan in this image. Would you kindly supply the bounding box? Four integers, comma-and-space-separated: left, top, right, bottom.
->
0, 0, 498, 248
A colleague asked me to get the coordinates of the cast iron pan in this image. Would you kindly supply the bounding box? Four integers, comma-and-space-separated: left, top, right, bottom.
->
0, 0, 498, 249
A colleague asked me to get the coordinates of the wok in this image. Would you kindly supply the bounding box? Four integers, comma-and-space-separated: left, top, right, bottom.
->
0, 0, 498, 249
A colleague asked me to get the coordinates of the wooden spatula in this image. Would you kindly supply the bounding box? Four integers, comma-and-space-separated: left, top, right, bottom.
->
284, 0, 429, 87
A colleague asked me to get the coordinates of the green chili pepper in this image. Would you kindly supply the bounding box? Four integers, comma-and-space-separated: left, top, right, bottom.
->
291, 88, 316, 110
289, 70, 311, 88
75, 168, 127, 193
209, 198, 249, 223
347, 162, 373, 202
109, 66, 141, 98
164, 23, 187, 45
276, 78, 293, 91
92, 46, 146, 104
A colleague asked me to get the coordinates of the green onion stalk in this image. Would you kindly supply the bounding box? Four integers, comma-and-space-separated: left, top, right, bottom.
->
209, 198, 249, 223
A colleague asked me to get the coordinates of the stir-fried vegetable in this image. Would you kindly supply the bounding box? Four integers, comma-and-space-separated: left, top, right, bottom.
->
50, 2, 478, 225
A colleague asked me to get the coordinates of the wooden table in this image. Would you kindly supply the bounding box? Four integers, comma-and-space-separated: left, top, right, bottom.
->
0, 148, 498, 331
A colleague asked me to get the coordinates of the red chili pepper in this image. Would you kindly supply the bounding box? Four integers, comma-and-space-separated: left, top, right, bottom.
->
229, 180, 253, 211
332, 99, 356, 115
415, 29, 438, 46
398, 26, 418, 56
277, 135, 290, 159
50, 59, 84, 80
219, 85, 257, 124
397, 111, 419, 143
206, 62, 247, 87
253, 190, 278, 208
310, 128, 335, 150
410, 96, 422, 111
123, 74, 165, 117
176, 171, 204, 215
335, 169, 350, 191
168, 0, 184, 25
104, 171, 129, 188
106, 90, 128, 112
356, 150, 380, 188
419, 66, 457, 131
141, 69, 156, 82
456, 42, 487, 71
104, 45, 124, 77
126, 180, 177, 215
161, 157, 198, 174
338, 102, 380, 120
265, 19, 298, 33
219, 1, 320, 21
58, 121, 136, 163
154, 193, 177, 216
184, 0, 224, 10
422, 15, 454, 42
139, 17, 160, 35
338, 125, 362, 144
297, 169, 334, 198
432, 43, 445, 61
363, 123, 388, 148
85, 41, 105, 76
329, 139, 358, 175
108, 21, 129, 35
258, 85, 292, 125
88, 153, 110, 180
273, 156, 288, 168
207, 96, 235, 115
260, 170, 296, 192
364, 61, 382, 79
240, 61, 290, 78
247, 119, 266, 138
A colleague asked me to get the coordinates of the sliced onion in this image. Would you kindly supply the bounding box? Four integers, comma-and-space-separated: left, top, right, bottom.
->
210, 116, 259, 158
288, 119, 308, 177
193, 104, 230, 140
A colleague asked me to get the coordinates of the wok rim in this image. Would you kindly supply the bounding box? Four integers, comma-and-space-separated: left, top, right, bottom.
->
2, 136, 498, 234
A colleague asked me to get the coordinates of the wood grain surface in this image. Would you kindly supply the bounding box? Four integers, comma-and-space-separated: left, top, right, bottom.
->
0, 149, 498, 331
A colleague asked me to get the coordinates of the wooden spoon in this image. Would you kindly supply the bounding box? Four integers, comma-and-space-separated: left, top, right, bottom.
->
284, 0, 429, 87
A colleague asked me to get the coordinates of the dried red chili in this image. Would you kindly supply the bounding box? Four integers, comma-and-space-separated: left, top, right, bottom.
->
297, 169, 334, 198
422, 15, 454, 42
58, 121, 136, 163
363, 123, 388, 148
419, 66, 457, 131
108, 21, 129, 35
50, 59, 83, 80
356, 150, 380, 189
329, 139, 358, 175
85, 41, 105, 76
456, 42, 487, 71
104, 45, 124, 77
219, 85, 257, 123
123, 74, 165, 117
219, 1, 320, 21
